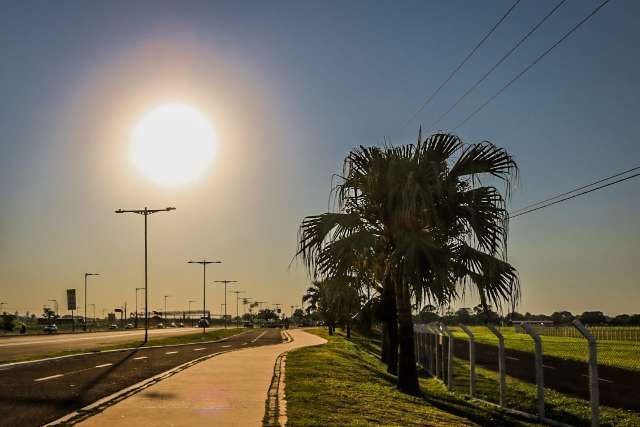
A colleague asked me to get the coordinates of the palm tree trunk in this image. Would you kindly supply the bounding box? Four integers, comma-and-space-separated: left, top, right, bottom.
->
395, 278, 421, 395
381, 273, 398, 375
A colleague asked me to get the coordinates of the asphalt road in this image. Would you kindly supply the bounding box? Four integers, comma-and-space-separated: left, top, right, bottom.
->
0, 327, 209, 362
0, 328, 282, 426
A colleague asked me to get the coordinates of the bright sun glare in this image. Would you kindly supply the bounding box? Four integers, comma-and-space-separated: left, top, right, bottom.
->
131, 103, 216, 187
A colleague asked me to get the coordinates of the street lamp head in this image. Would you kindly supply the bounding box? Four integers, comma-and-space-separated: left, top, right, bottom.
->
166, 207, 176, 211
115, 209, 124, 214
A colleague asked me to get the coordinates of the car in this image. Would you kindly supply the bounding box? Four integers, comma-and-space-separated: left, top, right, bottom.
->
197, 318, 209, 328
243, 321, 254, 328
157, 323, 165, 328
178, 322, 184, 327
125, 323, 134, 329
43, 324, 58, 334
109, 324, 118, 329
170, 322, 177, 328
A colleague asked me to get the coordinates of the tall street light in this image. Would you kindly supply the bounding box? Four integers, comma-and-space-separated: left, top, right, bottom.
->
135, 287, 144, 328
230, 290, 245, 328
188, 300, 197, 326
115, 206, 176, 343
213, 280, 237, 328
187, 260, 221, 331
84, 273, 99, 331
164, 295, 170, 323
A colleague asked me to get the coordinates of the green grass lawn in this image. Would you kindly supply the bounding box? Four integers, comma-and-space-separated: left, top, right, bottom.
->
448, 356, 640, 427
284, 328, 539, 426
448, 327, 640, 371
0, 328, 245, 364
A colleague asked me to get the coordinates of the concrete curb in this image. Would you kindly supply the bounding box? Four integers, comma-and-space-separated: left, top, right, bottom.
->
264, 330, 294, 426
0, 329, 247, 370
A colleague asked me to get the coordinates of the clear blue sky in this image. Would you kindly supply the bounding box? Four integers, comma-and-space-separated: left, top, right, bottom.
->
1, 0, 639, 316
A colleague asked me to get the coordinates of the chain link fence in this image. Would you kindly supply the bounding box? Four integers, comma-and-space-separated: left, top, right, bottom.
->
414, 321, 640, 426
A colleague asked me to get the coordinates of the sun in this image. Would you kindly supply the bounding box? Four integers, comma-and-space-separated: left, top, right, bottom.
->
130, 103, 217, 187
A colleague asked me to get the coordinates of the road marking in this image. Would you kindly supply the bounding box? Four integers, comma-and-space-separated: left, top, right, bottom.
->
95, 363, 113, 368
222, 345, 232, 348
194, 348, 206, 351
543, 365, 556, 370
505, 356, 520, 361
133, 356, 148, 360
251, 331, 267, 343
35, 374, 64, 382
165, 351, 178, 355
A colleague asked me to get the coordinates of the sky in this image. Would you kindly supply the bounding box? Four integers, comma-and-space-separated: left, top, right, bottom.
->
1, 0, 639, 318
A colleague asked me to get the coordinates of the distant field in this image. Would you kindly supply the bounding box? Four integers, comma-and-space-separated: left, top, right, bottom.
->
448, 326, 640, 372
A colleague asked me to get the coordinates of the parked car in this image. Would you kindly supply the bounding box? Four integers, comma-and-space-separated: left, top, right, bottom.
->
125, 323, 134, 329
197, 318, 209, 328
43, 324, 58, 334
243, 321, 254, 328
170, 322, 177, 328
178, 322, 184, 327
157, 323, 165, 329
109, 324, 118, 329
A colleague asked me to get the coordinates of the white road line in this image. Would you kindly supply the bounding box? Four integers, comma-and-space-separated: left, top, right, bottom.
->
35, 374, 64, 382
133, 356, 148, 360
165, 351, 178, 355
95, 363, 113, 368
251, 331, 267, 343
505, 356, 520, 361
543, 365, 556, 370
194, 348, 206, 351
222, 345, 232, 348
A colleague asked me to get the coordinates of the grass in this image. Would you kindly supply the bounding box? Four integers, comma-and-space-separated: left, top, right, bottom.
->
0, 328, 245, 364
284, 328, 539, 426
449, 356, 640, 427
448, 327, 640, 371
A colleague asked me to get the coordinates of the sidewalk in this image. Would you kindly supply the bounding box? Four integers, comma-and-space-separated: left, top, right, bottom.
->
78, 329, 326, 427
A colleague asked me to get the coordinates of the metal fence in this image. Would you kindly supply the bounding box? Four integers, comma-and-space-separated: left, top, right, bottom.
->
414, 321, 640, 427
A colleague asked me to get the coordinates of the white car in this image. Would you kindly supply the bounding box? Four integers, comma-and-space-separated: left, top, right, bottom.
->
157, 323, 165, 329
125, 323, 134, 329
43, 324, 58, 334
170, 322, 177, 328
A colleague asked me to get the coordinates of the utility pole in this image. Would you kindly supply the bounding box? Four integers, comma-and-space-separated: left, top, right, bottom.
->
84, 273, 99, 331
187, 260, 221, 331
214, 280, 237, 328
230, 290, 245, 327
116, 206, 176, 343
188, 300, 197, 326
89, 304, 96, 323
135, 287, 144, 328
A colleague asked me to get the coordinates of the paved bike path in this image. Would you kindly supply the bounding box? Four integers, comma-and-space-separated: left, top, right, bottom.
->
79, 329, 326, 426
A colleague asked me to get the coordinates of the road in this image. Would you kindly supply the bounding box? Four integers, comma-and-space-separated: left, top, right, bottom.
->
0, 328, 282, 426
0, 327, 209, 362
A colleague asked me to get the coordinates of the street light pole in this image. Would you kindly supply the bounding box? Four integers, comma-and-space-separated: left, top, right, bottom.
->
116, 206, 176, 344
230, 290, 245, 328
164, 295, 170, 323
84, 273, 99, 331
135, 287, 144, 328
188, 260, 221, 331
214, 280, 237, 328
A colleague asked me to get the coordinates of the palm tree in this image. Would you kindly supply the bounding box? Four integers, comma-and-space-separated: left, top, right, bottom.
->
297, 132, 519, 395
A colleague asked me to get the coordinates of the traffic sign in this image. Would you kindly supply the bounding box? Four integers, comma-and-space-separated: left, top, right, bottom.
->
66, 289, 77, 310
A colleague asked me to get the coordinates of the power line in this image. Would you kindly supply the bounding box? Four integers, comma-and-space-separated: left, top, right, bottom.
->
509, 171, 640, 219
455, 0, 611, 130
511, 165, 640, 215
402, 0, 522, 129
425, 0, 566, 134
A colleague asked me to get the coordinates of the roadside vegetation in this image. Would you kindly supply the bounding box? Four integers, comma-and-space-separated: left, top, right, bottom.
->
0, 328, 245, 364
296, 132, 520, 394
285, 329, 536, 426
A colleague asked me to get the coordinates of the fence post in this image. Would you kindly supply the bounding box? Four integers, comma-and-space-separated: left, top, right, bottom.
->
440, 323, 454, 391
459, 324, 476, 397
522, 323, 545, 420
429, 324, 441, 380
487, 324, 506, 407
573, 319, 599, 427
